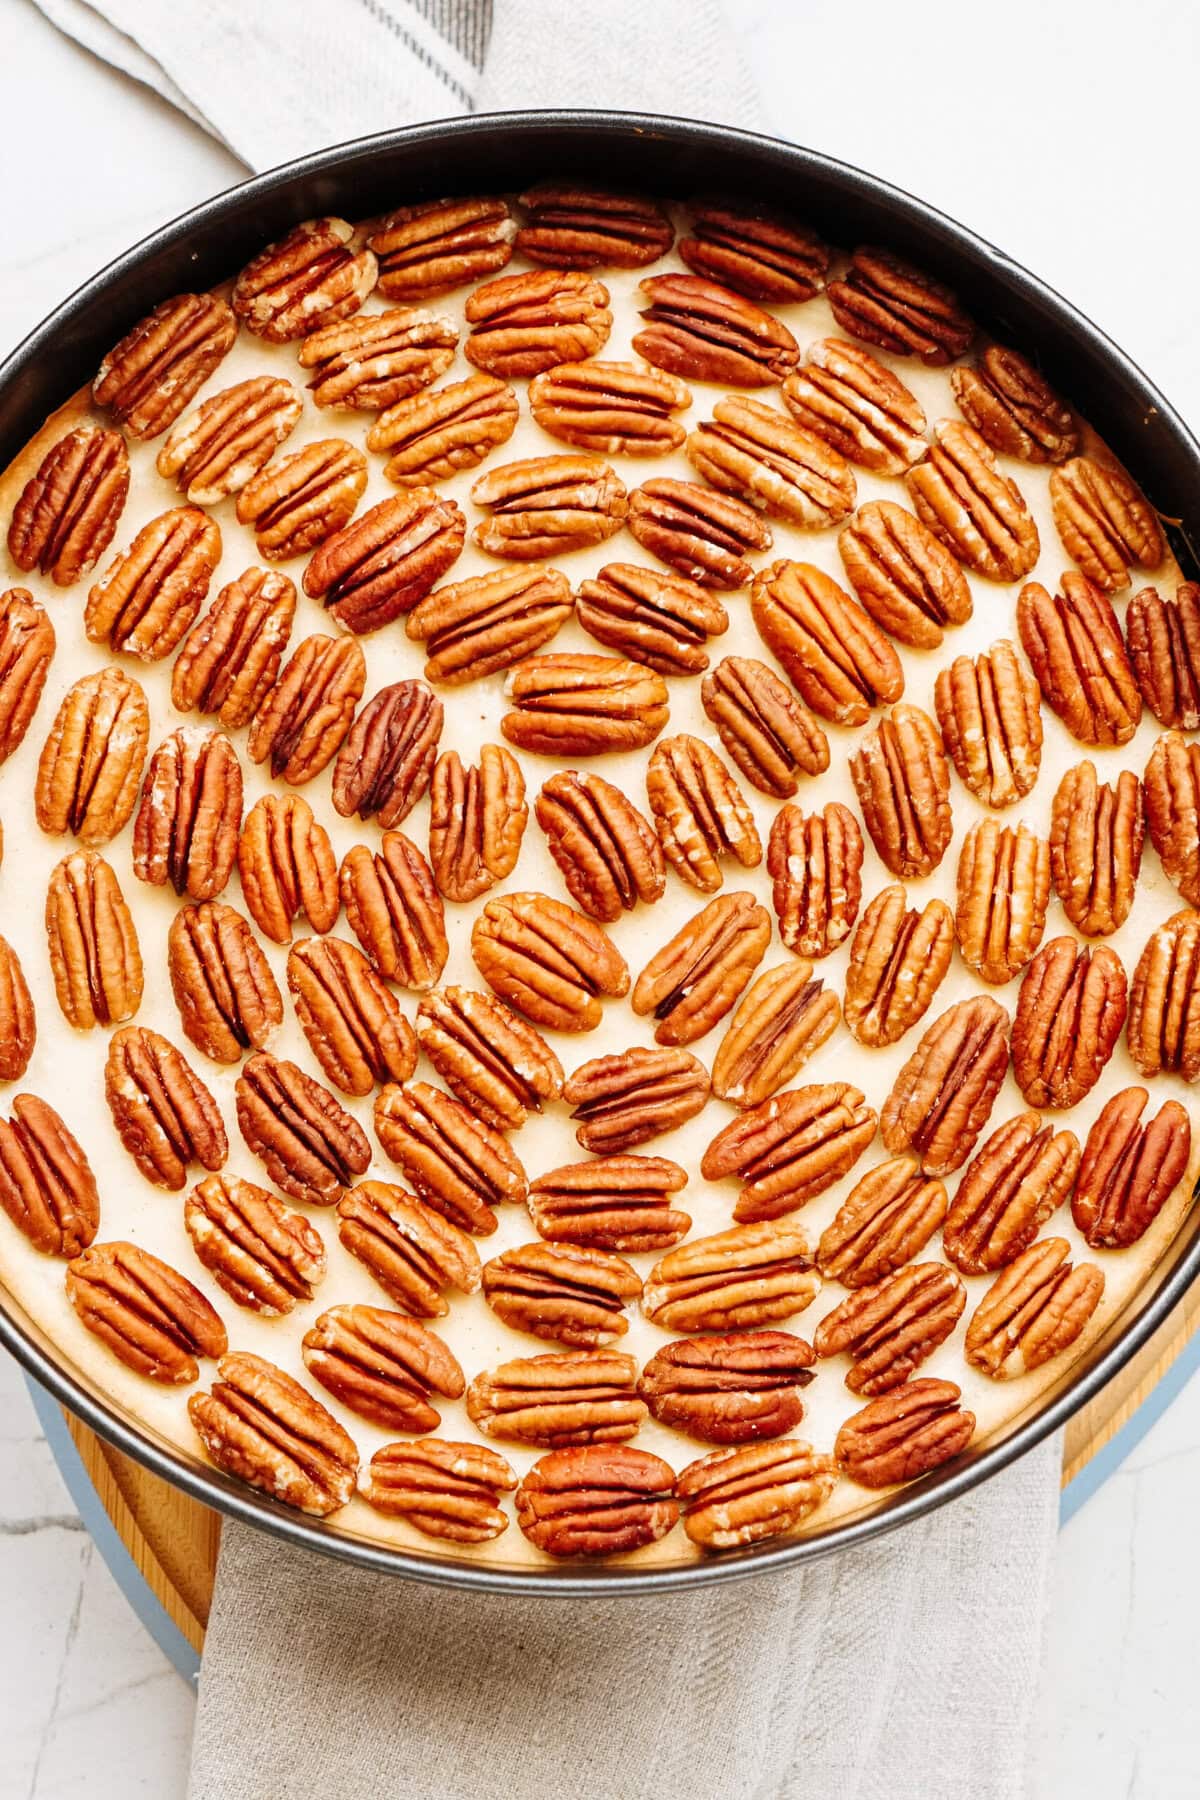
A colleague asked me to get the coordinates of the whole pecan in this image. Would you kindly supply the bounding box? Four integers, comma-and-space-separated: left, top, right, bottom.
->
768, 801, 863, 959
632, 889, 771, 1047
965, 1238, 1104, 1380
186, 1173, 325, 1317
428, 744, 527, 903
686, 396, 856, 529
627, 477, 772, 589
527, 1154, 691, 1253
576, 564, 728, 676
501, 653, 669, 756
676, 1438, 836, 1551
471, 890, 630, 1033
942, 1111, 1080, 1275
515, 1445, 678, 1556
701, 655, 829, 798
8, 425, 129, 585
302, 1305, 463, 1433
363, 1439, 517, 1544
92, 293, 237, 438
331, 677, 442, 829
482, 1241, 642, 1348
67, 1240, 226, 1384
642, 1220, 819, 1333
416, 986, 563, 1130
1072, 1087, 1192, 1248
337, 1181, 481, 1317
374, 1080, 527, 1236
701, 1082, 878, 1224
843, 886, 954, 1049
188, 1351, 358, 1515
781, 337, 927, 474
563, 1046, 709, 1154
0, 938, 34, 1080
155, 376, 302, 505
750, 559, 903, 727
368, 196, 515, 297
340, 833, 447, 988
471, 454, 627, 560
827, 247, 974, 366
171, 567, 295, 730
535, 769, 665, 921
530, 360, 690, 457
905, 420, 1039, 581
638, 1331, 816, 1444
1048, 761, 1144, 936
635, 273, 799, 386
248, 633, 365, 784
369, 372, 519, 487
646, 734, 761, 893
1012, 938, 1128, 1108
464, 268, 612, 378
86, 506, 221, 660
46, 851, 141, 1031
1050, 455, 1165, 592
516, 184, 673, 267
235, 438, 367, 560
237, 792, 338, 944
816, 1155, 947, 1287
408, 565, 571, 684
297, 306, 458, 409
1126, 582, 1200, 730
35, 667, 148, 847
167, 901, 283, 1064
880, 995, 1011, 1176
1145, 731, 1200, 905
302, 490, 465, 633
679, 199, 829, 302
934, 639, 1042, 808
950, 345, 1078, 464
0, 1095, 98, 1256
838, 499, 971, 649
954, 818, 1050, 985
1127, 909, 1200, 1080
467, 1349, 646, 1447
849, 703, 953, 880
287, 935, 417, 1096
0, 588, 54, 765
711, 961, 841, 1108
132, 725, 242, 903
835, 1378, 975, 1487
236, 1050, 369, 1207
1017, 573, 1141, 746
231, 217, 376, 341
814, 1262, 966, 1396
104, 1025, 226, 1192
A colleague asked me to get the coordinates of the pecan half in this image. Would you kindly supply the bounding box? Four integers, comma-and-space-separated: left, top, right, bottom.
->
8, 425, 129, 585
464, 269, 612, 378
954, 818, 1050, 985
67, 1241, 226, 1384
679, 199, 829, 302
501, 654, 669, 757
186, 1173, 325, 1317
1145, 731, 1200, 905
155, 376, 302, 505
0, 938, 34, 1080
528, 1155, 691, 1254
686, 396, 856, 529
340, 833, 447, 988
711, 961, 841, 1109
701, 1082, 878, 1224
676, 1438, 836, 1550
1018, 573, 1141, 746
1127, 582, 1200, 730
248, 633, 365, 784
965, 1238, 1103, 1379
816, 1155, 947, 1287
750, 559, 903, 728
535, 769, 665, 921
627, 477, 772, 589
950, 346, 1078, 464
428, 744, 526, 903
467, 1349, 646, 1448
768, 801, 863, 959
231, 218, 375, 341
1127, 909, 1200, 1080
34, 667, 148, 847
849, 703, 953, 880
167, 901, 283, 1064
416, 986, 563, 1130
287, 936, 418, 1096
237, 793, 338, 945
814, 1262, 965, 1395
0, 588, 54, 765
46, 851, 141, 1031
880, 996, 1011, 1177
934, 639, 1042, 808
1048, 762, 1144, 936
701, 655, 829, 798
576, 563, 727, 676
515, 1445, 677, 1556
92, 293, 237, 438
302, 490, 465, 633
1012, 938, 1128, 1108
530, 360, 690, 456
236, 1050, 369, 1207
835, 1379, 975, 1487
563, 1047, 709, 1154
635, 273, 799, 386
827, 247, 974, 366
85, 506, 221, 661
337, 1180, 481, 1316
189, 1351, 358, 1515
0, 1095, 98, 1256
781, 337, 927, 474
104, 1025, 225, 1192
646, 734, 761, 893
1072, 1087, 1192, 1248
132, 726, 242, 903
369, 196, 515, 297
642, 1220, 819, 1333
374, 1080, 527, 1236
471, 454, 627, 560
235, 438, 367, 560
363, 1439, 517, 1544
638, 1331, 815, 1444
383, 398, 524, 522
171, 567, 295, 730
516, 184, 673, 268
843, 886, 954, 1050
905, 420, 1039, 581
299, 308, 457, 413
838, 499, 970, 649
1050, 455, 1165, 592
408, 565, 570, 685
482, 1242, 641, 1348
470, 890, 630, 1033
942, 1111, 1080, 1275
632, 890, 771, 1047
302, 1305, 463, 1433
331, 678, 441, 829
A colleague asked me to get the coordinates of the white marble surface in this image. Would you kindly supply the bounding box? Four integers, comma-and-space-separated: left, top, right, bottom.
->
2, 0, 1200, 1793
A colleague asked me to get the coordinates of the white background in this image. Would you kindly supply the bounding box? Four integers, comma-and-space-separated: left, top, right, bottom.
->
2, 0, 1200, 1793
